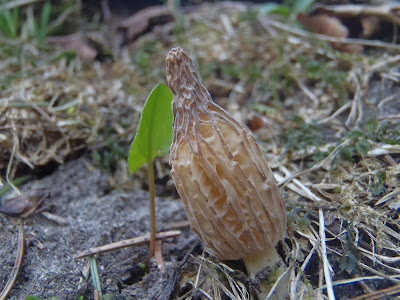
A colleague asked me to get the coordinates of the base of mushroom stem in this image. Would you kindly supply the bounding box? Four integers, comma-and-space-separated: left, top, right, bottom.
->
243, 246, 289, 300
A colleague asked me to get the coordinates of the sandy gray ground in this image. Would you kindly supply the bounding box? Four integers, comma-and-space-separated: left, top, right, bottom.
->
0, 157, 200, 299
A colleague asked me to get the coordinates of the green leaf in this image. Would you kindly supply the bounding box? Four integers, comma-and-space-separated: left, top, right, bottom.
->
339, 146, 354, 162
339, 252, 358, 272
347, 129, 366, 140
333, 186, 342, 194
370, 170, 387, 196
365, 118, 378, 137
128, 83, 173, 173
376, 170, 386, 183
355, 139, 370, 155
381, 137, 400, 145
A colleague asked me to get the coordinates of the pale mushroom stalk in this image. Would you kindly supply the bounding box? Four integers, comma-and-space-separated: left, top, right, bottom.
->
166, 47, 289, 300
243, 247, 289, 299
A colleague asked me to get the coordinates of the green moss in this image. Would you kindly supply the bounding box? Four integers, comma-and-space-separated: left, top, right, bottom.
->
370, 170, 387, 196
300, 57, 348, 96
263, 265, 279, 286
91, 135, 128, 172
280, 116, 331, 156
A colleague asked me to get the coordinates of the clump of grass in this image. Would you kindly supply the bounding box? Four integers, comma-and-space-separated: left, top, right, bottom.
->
0, 3, 19, 38
0, 1, 52, 43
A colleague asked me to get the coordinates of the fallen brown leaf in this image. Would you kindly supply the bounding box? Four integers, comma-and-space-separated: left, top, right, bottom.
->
46, 33, 98, 61
361, 15, 381, 38
118, 5, 174, 42
297, 12, 363, 53
313, 2, 400, 26
250, 114, 265, 132
0, 189, 49, 218
297, 12, 348, 38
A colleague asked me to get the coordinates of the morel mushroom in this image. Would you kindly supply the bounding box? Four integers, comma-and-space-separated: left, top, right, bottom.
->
167, 47, 288, 300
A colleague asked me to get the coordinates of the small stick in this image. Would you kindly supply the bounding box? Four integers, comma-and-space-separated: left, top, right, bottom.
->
0, 224, 25, 300
155, 240, 165, 273
74, 230, 181, 259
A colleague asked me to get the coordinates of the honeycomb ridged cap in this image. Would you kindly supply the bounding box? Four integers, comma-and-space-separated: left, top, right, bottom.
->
167, 47, 287, 260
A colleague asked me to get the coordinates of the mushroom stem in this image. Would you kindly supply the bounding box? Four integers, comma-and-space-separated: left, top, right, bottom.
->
243, 247, 289, 300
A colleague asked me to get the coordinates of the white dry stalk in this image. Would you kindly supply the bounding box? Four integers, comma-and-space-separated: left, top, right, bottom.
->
319, 274, 400, 291
374, 188, 400, 206
345, 72, 363, 129
295, 77, 320, 106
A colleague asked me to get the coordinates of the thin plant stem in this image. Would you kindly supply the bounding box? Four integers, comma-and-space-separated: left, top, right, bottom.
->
147, 159, 156, 259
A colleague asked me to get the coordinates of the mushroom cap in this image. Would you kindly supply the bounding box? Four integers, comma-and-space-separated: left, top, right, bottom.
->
167, 47, 287, 260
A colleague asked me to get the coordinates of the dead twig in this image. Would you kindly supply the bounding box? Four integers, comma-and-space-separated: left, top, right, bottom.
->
74, 230, 181, 259
155, 240, 165, 273
0, 224, 25, 300
259, 17, 400, 50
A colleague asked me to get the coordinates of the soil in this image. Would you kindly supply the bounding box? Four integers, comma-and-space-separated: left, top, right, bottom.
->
0, 157, 201, 299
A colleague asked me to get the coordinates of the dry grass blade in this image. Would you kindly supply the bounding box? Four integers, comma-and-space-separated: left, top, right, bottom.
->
374, 188, 400, 206
350, 283, 400, 300
0, 224, 24, 300
196, 257, 249, 300
259, 17, 400, 50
